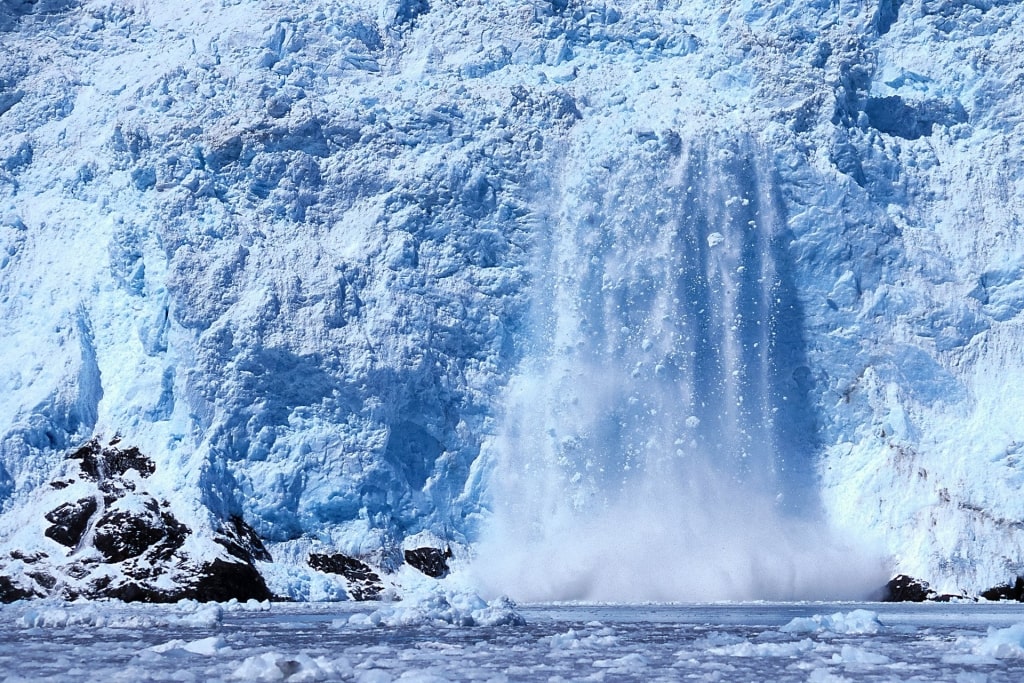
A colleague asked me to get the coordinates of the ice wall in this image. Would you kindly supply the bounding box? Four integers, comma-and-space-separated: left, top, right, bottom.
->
0, 0, 1021, 598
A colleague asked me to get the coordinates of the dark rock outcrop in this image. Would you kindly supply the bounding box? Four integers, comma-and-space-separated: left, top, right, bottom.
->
105, 558, 272, 603
0, 575, 39, 602
190, 558, 273, 602
217, 515, 272, 563
93, 498, 175, 563
44, 497, 97, 548
0, 437, 273, 604
882, 574, 971, 602
309, 552, 383, 601
981, 577, 1024, 602
68, 438, 156, 481
882, 574, 934, 602
404, 546, 451, 578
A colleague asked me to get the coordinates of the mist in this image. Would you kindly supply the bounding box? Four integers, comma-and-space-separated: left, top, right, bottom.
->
471, 135, 888, 602
474, 477, 888, 603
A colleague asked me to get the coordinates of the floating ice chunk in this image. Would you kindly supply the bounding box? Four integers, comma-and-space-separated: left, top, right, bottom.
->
344, 587, 524, 628
544, 627, 618, 651
592, 653, 648, 671
231, 652, 351, 682
468, 595, 526, 627
183, 635, 230, 655
172, 602, 225, 628
19, 608, 73, 628
780, 617, 821, 633
971, 622, 1024, 658
953, 674, 990, 683
807, 669, 850, 683
708, 637, 816, 657
355, 670, 393, 683
150, 636, 229, 656
389, 672, 450, 682
18, 606, 155, 629
224, 598, 273, 612
17, 602, 225, 629
780, 609, 883, 635
833, 644, 890, 665
706, 232, 725, 247
149, 639, 188, 653
679, 631, 746, 657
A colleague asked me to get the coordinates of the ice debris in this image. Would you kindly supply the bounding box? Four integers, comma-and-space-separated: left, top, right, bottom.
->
971, 623, 1024, 659
231, 652, 353, 682
344, 587, 524, 628
780, 609, 884, 635
17, 601, 224, 629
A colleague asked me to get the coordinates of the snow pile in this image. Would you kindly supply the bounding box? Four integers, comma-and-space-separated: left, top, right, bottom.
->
344, 588, 523, 628
780, 610, 884, 635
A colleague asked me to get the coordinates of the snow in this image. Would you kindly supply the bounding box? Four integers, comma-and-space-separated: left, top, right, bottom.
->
0, 0, 1023, 601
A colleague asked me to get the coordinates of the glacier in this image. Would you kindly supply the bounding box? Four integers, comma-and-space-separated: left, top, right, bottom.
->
0, 0, 1023, 601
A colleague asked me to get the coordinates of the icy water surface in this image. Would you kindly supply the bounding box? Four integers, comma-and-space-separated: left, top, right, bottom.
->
4, 600, 1024, 681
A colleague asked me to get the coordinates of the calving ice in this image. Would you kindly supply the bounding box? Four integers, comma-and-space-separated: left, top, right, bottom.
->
473, 134, 886, 601
0, 0, 1022, 602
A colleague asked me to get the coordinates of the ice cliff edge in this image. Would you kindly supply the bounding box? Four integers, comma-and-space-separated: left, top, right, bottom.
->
1, 0, 1023, 601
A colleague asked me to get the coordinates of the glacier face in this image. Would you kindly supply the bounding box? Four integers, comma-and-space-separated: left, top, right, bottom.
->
0, 0, 1022, 599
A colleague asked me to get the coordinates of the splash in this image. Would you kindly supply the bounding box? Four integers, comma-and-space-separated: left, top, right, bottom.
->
473, 134, 885, 601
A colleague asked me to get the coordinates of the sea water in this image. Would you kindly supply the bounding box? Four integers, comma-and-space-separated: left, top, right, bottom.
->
4, 600, 1024, 681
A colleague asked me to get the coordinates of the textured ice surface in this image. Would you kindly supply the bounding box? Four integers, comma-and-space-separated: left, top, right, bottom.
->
780, 609, 884, 635
0, 0, 1023, 598
4, 602, 1024, 681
